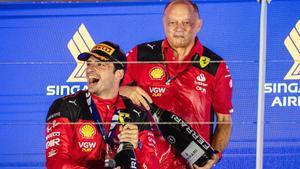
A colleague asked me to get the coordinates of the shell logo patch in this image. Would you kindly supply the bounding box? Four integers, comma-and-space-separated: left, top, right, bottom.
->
200, 56, 210, 68
149, 67, 165, 80
80, 124, 96, 139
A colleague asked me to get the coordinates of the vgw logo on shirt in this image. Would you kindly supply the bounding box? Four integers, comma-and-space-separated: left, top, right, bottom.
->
46, 24, 94, 96
264, 20, 300, 107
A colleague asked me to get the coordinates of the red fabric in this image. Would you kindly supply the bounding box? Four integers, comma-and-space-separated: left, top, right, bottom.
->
46, 94, 158, 169
122, 38, 233, 168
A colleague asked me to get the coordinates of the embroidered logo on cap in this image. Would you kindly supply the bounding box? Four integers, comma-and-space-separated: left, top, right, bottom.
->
92, 43, 115, 56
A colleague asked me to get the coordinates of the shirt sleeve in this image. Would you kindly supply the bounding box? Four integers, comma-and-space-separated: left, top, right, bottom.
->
212, 62, 233, 114
45, 99, 86, 169
127, 105, 159, 168
134, 130, 159, 168
122, 47, 138, 86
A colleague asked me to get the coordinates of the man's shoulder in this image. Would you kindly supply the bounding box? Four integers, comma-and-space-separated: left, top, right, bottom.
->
202, 46, 224, 61
137, 40, 164, 48
120, 96, 151, 123
52, 90, 87, 108
119, 96, 152, 131
136, 40, 164, 61
192, 46, 225, 76
46, 90, 88, 122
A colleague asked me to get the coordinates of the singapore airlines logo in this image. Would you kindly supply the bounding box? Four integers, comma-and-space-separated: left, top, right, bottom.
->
264, 20, 300, 107
67, 24, 96, 82
284, 20, 300, 80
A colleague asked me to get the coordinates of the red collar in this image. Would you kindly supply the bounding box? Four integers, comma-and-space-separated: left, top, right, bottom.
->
91, 94, 125, 110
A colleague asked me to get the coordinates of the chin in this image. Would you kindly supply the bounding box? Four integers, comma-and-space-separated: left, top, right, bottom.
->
169, 39, 187, 48
87, 86, 96, 94
172, 42, 188, 48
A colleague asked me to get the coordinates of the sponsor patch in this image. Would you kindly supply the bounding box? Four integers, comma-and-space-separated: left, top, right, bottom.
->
78, 141, 96, 152
46, 120, 59, 133
195, 86, 207, 94
46, 112, 61, 121
133, 109, 142, 117
119, 112, 130, 125
48, 148, 57, 158
149, 86, 166, 97
149, 67, 165, 80
194, 73, 208, 94
46, 132, 61, 140
79, 124, 96, 139
46, 138, 60, 149
196, 73, 206, 82
199, 56, 210, 68
93, 43, 115, 56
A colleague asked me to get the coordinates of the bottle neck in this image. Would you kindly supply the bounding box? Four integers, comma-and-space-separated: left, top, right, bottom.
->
117, 142, 134, 153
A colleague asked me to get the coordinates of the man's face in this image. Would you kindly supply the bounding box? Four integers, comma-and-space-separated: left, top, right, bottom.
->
163, 3, 202, 49
85, 56, 117, 97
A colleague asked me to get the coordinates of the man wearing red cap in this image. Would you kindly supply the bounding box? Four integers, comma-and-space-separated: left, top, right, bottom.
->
45, 41, 159, 169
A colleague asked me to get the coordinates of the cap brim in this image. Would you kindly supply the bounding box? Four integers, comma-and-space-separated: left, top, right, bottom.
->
77, 52, 110, 61
77, 52, 91, 61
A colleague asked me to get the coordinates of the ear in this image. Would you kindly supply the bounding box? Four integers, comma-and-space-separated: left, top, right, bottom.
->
115, 69, 124, 80
195, 18, 203, 32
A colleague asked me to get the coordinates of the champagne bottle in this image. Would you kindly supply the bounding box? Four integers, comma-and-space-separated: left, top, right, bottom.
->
114, 142, 138, 169
149, 103, 215, 167
114, 113, 138, 169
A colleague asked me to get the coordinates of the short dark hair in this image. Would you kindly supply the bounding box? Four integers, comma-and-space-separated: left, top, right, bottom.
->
163, 0, 200, 18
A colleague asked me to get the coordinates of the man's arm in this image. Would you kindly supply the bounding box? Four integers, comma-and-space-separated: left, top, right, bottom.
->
119, 86, 152, 110
46, 118, 86, 169
211, 113, 232, 153
193, 60, 233, 169
120, 46, 153, 110
134, 130, 159, 168
191, 113, 232, 169
46, 99, 86, 169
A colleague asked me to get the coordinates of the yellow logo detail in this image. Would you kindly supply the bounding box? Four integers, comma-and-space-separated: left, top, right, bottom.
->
92, 43, 115, 56
67, 23, 96, 82
80, 124, 96, 139
152, 93, 162, 97
119, 112, 130, 125
200, 56, 210, 68
82, 148, 93, 152
150, 67, 164, 80
284, 20, 300, 80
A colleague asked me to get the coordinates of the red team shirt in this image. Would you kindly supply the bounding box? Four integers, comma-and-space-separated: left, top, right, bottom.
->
122, 38, 233, 168
45, 91, 158, 169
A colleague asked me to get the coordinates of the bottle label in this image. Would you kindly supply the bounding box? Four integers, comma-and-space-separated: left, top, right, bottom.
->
181, 141, 205, 165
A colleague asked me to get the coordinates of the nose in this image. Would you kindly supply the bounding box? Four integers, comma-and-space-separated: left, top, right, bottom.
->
86, 63, 96, 74
174, 22, 185, 31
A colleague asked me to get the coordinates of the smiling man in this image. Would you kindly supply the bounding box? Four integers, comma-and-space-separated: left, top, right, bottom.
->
120, 0, 233, 169
45, 41, 158, 169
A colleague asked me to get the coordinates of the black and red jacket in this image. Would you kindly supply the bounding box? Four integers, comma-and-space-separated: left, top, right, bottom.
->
45, 91, 158, 169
